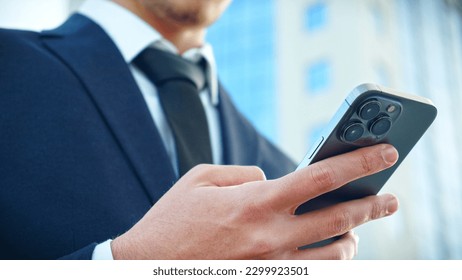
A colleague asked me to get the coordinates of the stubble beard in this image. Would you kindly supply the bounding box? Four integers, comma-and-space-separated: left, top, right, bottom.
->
139, 0, 214, 28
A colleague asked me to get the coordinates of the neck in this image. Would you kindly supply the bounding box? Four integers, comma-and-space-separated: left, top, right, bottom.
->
112, 0, 206, 54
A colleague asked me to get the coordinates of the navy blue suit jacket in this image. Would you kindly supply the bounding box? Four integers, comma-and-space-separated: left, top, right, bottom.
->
0, 14, 295, 260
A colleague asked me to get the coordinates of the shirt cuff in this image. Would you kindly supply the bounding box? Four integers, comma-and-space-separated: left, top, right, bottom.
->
91, 239, 114, 260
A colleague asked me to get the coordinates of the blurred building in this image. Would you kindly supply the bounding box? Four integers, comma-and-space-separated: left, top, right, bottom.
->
209, 0, 462, 259
0, 0, 81, 31
207, 0, 279, 142
1, 0, 461, 259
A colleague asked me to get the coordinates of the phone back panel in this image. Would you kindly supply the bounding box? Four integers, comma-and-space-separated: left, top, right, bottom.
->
296, 84, 437, 214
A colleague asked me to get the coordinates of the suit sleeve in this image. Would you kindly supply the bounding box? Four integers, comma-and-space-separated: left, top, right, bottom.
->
58, 243, 98, 260
217, 85, 297, 179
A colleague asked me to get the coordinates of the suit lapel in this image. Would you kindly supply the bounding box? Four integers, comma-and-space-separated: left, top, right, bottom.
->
41, 14, 176, 203
218, 84, 258, 166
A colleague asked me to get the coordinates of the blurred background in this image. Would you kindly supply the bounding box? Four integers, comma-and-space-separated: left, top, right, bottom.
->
1, 0, 461, 259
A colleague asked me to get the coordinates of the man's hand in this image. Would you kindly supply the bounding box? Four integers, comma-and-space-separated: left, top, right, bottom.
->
111, 144, 399, 259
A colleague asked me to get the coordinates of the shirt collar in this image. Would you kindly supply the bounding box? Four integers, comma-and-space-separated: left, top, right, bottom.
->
78, 0, 219, 105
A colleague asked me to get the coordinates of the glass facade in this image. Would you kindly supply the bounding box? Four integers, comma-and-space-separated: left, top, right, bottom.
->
370, 2, 386, 34
396, 0, 462, 259
207, 0, 278, 143
306, 60, 331, 94
305, 2, 328, 31
0, 0, 68, 30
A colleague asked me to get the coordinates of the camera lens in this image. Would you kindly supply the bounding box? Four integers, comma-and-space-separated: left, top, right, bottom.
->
342, 123, 365, 142
359, 101, 381, 120
370, 116, 392, 136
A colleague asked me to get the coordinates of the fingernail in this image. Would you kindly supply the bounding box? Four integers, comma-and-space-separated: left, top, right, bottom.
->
382, 145, 399, 165
386, 196, 399, 215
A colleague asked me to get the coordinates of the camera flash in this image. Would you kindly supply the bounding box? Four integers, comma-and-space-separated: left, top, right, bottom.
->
387, 105, 396, 113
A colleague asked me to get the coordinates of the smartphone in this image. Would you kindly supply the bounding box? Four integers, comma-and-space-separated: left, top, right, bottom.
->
295, 83, 437, 215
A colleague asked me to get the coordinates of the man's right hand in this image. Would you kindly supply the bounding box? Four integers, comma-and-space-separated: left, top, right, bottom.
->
111, 144, 399, 259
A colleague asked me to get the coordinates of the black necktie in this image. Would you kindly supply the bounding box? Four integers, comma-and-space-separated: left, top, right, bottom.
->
134, 48, 213, 176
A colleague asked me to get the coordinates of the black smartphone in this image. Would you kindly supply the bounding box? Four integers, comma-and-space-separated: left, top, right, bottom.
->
295, 83, 437, 215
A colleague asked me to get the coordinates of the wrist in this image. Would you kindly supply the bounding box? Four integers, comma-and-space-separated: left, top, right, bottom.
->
111, 234, 142, 260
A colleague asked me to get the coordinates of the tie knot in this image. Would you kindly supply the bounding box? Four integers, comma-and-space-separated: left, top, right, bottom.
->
134, 47, 206, 91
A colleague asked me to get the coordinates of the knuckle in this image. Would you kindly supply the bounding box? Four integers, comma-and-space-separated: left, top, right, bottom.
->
328, 235, 357, 260
195, 163, 212, 170
184, 164, 216, 182
309, 163, 336, 189
329, 246, 351, 260
359, 152, 375, 174
189, 163, 213, 175
328, 211, 353, 235
248, 165, 266, 181
369, 200, 386, 220
251, 237, 275, 258
331, 250, 348, 260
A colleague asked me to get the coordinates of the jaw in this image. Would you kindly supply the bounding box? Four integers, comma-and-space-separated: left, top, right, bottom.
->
112, 0, 231, 53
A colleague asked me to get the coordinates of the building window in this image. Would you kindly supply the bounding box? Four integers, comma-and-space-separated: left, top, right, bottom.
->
307, 60, 331, 94
206, 0, 278, 143
370, 3, 387, 35
305, 2, 328, 31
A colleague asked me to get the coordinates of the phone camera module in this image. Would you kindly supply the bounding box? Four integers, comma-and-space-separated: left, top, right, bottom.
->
359, 100, 381, 120
342, 122, 365, 142
370, 116, 392, 136
386, 104, 397, 113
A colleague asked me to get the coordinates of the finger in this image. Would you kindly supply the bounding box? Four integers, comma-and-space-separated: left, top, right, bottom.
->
288, 231, 359, 260
285, 194, 398, 248
268, 144, 398, 209
179, 164, 266, 187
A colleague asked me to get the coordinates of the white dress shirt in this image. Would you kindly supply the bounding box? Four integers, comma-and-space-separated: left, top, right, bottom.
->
77, 0, 223, 260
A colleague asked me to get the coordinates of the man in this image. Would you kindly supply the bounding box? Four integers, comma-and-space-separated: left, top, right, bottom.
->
0, 0, 399, 259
